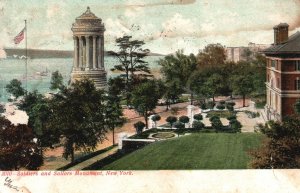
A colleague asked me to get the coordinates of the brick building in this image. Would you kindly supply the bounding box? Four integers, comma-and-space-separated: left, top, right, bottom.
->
263, 23, 300, 121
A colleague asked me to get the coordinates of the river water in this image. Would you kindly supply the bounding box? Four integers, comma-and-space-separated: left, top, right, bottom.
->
0, 56, 163, 102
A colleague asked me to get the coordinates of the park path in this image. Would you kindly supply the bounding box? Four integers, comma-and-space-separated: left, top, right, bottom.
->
66, 146, 119, 170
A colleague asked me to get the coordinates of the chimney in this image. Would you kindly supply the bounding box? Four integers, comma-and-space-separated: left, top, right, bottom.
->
273, 23, 289, 45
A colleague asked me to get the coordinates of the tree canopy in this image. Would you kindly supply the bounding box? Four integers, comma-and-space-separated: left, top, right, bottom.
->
50, 70, 64, 91
47, 79, 108, 163
108, 35, 151, 105
5, 79, 25, 99
0, 117, 43, 170
131, 80, 162, 129
196, 44, 226, 68
250, 116, 300, 168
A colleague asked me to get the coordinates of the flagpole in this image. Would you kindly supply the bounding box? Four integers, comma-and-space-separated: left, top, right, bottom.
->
25, 19, 27, 92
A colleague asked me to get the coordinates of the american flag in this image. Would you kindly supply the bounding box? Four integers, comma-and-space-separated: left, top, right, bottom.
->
13, 27, 25, 44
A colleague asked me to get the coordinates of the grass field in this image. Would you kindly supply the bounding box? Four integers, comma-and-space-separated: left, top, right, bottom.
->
102, 133, 264, 170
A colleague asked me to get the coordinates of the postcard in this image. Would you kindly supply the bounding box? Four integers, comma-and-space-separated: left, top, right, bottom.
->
0, 0, 299, 192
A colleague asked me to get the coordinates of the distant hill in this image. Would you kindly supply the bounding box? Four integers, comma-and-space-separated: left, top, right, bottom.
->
4, 48, 73, 59
4, 48, 165, 59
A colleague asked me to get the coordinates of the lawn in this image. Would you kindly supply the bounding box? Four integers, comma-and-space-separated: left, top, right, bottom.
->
102, 133, 264, 170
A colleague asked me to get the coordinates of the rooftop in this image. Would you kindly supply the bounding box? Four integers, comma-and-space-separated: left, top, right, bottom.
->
263, 31, 300, 54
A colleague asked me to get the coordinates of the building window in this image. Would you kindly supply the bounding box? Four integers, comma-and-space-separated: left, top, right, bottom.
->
296, 79, 300, 90
295, 61, 300, 71
271, 60, 276, 68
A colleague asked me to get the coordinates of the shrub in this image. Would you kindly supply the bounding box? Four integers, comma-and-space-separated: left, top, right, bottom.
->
200, 102, 207, 110
219, 100, 225, 105
179, 116, 189, 124
134, 121, 145, 134
206, 110, 231, 118
226, 104, 234, 112
193, 114, 203, 121
210, 117, 223, 131
216, 104, 225, 110
227, 114, 237, 121
174, 122, 185, 129
207, 101, 215, 109
229, 119, 242, 132
151, 114, 161, 127
151, 114, 161, 122
166, 116, 177, 128
209, 115, 220, 122
193, 121, 204, 130
226, 101, 236, 107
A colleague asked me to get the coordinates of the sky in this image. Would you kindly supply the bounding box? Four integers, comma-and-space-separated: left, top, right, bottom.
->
1, 0, 300, 55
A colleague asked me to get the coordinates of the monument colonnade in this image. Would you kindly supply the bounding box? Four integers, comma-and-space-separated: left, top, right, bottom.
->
73, 34, 104, 70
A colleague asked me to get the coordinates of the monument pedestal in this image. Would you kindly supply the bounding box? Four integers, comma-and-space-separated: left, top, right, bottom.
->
71, 69, 107, 89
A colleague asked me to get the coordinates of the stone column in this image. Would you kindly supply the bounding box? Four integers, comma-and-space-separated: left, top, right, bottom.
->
73, 36, 78, 69
85, 36, 90, 70
101, 36, 104, 68
93, 36, 97, 69
97, 37, 101, 69
79, 36, 83, 68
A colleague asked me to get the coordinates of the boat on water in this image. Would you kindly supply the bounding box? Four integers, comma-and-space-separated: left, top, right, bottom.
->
36, 68, 49, 76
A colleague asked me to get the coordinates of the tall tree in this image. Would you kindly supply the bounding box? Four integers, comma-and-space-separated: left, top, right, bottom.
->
0, 117, 43, 170
18, 90, 58, 149
47, 79, 108, 163
106, 79, 126, 145
131, 80, 162, 129
250, 116, 300, 168
108, 35, 151, 105
159, 50, 197, 104
50, 70, 64, 91
6, 79, 25, 100
230, 74, 254, 107
196, 44, 226, 68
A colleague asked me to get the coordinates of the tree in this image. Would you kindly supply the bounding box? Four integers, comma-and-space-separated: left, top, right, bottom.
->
250, 116, 300, 168
229, 119, 242, 132
196, 44, 226, 68
241, 48, 253, 61
0, 117, 43, 170
108, 35, 151, 105
18, 90, 59, 149
47, 79, 108, 163
50, 70, 64, 90
210, 116, 223, 131
159, 50, 197, 105
193, 121, 205, 130
174, 122, 185, 137
134, 121, 145, 134
294, 99, 300, 115
151, 114, 161, 128
163, 79, 183, 110
166, 116, 177, 128
105, 93, 125, 146
6, 79, 25, 100
131, 80, 162, 129
204, 73, 224, 102
193, 114, 203, 121
179, 115, 189, 128
230, 74, 254, 107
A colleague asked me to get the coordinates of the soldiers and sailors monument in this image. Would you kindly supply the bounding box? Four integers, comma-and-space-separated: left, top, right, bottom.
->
71, 7, 107, 89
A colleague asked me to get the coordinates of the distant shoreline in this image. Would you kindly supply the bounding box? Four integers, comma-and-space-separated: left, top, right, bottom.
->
3, 48, 165, 59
